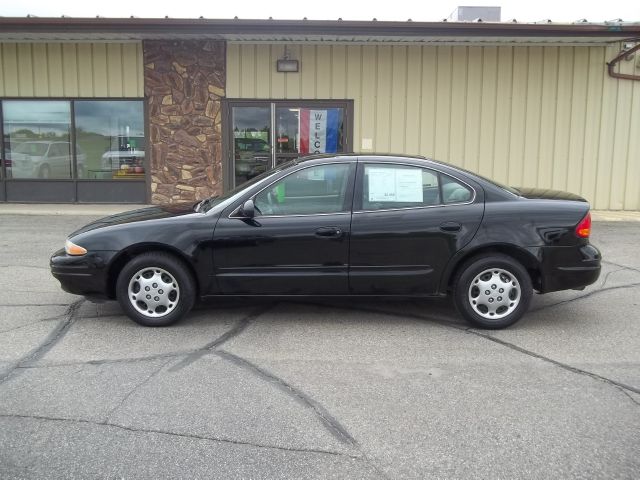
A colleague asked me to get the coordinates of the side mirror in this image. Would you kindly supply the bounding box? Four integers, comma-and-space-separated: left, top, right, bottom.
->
241, 199, 255, 218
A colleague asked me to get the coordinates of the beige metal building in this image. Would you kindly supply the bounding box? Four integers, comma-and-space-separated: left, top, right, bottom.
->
0, 18, 639, 209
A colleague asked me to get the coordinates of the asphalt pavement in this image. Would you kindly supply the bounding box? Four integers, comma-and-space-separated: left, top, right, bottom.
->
0, 213, 639, 479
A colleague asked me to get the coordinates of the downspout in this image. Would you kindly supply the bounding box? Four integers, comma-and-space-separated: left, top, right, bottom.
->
607, 42, 640, 81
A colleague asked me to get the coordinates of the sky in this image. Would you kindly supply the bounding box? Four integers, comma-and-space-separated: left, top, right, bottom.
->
1, 0, 639, 23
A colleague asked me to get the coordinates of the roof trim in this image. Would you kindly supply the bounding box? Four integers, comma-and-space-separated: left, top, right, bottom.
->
0, 17, 639, 41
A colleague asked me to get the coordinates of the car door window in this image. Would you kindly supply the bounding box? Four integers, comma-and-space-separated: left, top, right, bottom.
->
441, 174, 473, 204
362, 164, 441, 210
254, 164, 351, 216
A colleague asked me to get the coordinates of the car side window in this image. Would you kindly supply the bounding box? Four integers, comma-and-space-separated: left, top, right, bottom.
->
441, 174, 473, 204
362, 164, 441, 211
254, 164, 351, 216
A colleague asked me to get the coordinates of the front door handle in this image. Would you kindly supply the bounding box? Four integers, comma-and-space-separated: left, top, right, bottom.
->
439, 221, 462, 232
315, 226, 343, 238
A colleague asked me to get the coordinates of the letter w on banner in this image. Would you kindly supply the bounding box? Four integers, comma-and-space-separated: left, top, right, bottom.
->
299, 109, 340, 154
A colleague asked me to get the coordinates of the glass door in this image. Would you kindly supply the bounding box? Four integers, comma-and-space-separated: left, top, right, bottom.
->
231, 104, 272, 187
228, 100, 352, 188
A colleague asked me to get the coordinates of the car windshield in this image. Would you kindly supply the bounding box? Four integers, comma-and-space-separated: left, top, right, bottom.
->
13, 142, 49, 156
198, 161, 296, 213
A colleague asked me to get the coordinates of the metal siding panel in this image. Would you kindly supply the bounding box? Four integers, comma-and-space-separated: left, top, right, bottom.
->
522, 47, 543, 188
580, 47, 605, 206
92, 43, 109, 96
464, 46, 483, 173
434, 46, 452, 161
390, 46, 408, 152
121, 43, 139, 97
270, 44, 285, 98
537, 47, 559, 188
478, 46, 498, 178
492, 46, 514, 184
331, 44, 346, 100
594, 46, 617, 209
315, 45, 332, 99
419, 46, 437, 157
0, 45, 4, 95
136, 42, 144, 97
360, 46, 377, 150
106, 43, 123, 97
47, 43, 64, 97
375, 45, 392, 152
254, 44, 271, 98
284, 45, 302, 99
2, 44, 19, 96
449, 46, 468, 167
624, 79, 640, 210
17, 43, 34, 96
566, 47, 589, 197
300, 45, 316, 98
508, 47, 528, 187
226, 43, 240, 97
239, 44, 256, 97
551, 47, 574, 191
62, 43, 79, 97
609, 48, 634, 210
77, 43, 94, 97
346, 45, 362, 150
405, 46, 423, 155
32, 43, 49, 96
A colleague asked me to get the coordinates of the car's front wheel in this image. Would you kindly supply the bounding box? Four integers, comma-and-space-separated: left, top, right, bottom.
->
453, 254, 532, 329
116, 252, 196, 327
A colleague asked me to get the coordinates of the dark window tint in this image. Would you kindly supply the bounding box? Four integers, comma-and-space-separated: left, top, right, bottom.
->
255, 164, 350, 216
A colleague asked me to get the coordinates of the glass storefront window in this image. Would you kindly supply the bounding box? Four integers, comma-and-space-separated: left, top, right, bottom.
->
232, 106, 271, 187
3, 101, 72, 179
74, 101, 145, 180
276, 107, 344, 155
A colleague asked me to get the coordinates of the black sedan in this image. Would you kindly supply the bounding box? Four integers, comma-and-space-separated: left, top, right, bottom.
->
51, 154, 601, 329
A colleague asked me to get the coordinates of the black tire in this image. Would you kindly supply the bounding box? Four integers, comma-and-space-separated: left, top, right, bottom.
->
452, 254, 532, 329
116, 252, 196, 327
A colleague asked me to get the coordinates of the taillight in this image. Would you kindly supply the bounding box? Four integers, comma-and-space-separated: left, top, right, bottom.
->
575, 212, 591, 238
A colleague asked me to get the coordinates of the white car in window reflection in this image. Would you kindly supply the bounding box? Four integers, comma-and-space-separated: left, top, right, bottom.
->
6, 141, 85, 179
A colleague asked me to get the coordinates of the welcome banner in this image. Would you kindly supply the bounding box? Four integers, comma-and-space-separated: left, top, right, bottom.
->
299, 109, 340, 154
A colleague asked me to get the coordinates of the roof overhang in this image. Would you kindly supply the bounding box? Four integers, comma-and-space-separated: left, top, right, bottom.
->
0, 17, 639, 45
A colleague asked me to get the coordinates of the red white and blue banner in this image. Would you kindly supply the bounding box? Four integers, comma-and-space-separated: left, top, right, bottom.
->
299, 109, 340, 154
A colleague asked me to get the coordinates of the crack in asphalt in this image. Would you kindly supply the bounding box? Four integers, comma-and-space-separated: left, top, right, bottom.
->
0, 299, 85, 385
215, 349, 359, 447
168, 303, 276, 372
103, 358, 174, 423
529, 281, 640, 313
296, 300, 640, 405
0, 413, 361, 460
601, 259, 640, 274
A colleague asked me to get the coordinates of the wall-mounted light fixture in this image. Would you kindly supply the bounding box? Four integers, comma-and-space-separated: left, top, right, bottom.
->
277, 46, 299, 72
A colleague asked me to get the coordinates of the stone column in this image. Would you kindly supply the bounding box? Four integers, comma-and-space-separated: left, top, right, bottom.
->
143, 40, 226, 204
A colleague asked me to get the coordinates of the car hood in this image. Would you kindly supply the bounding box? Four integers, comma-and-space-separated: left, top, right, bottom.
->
515, 187, 587, 202
69, 204, 197, 237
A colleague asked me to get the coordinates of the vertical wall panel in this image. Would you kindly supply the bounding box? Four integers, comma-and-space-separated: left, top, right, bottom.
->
226, 42, 640, 210
0, 41, 144, 98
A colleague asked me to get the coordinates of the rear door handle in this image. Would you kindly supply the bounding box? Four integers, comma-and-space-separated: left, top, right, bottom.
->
439, 221, 462, 232
315, 226, 343, 238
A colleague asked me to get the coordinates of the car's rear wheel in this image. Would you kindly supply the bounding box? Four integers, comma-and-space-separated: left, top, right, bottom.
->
116, 252, 195, 327
453, 254, 532, 329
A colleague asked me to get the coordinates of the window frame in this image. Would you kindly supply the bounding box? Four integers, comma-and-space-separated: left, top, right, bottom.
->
0, 97, 147, 203
353, 160, 477, 213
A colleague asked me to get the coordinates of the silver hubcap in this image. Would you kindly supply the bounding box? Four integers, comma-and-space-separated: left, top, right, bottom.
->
468, 268, 521, 320
128, 267, 180, 318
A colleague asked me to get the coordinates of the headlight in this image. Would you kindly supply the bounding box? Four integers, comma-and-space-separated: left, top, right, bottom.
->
65, 239, 87, 256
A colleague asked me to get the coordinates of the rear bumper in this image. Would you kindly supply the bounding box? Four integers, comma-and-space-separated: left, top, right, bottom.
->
50, 249, 117, 298
538, 244, 601, 293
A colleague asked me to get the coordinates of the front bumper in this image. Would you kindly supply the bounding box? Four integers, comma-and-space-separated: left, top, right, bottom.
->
50, 249, 117, 298
538, 243, 601, 293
